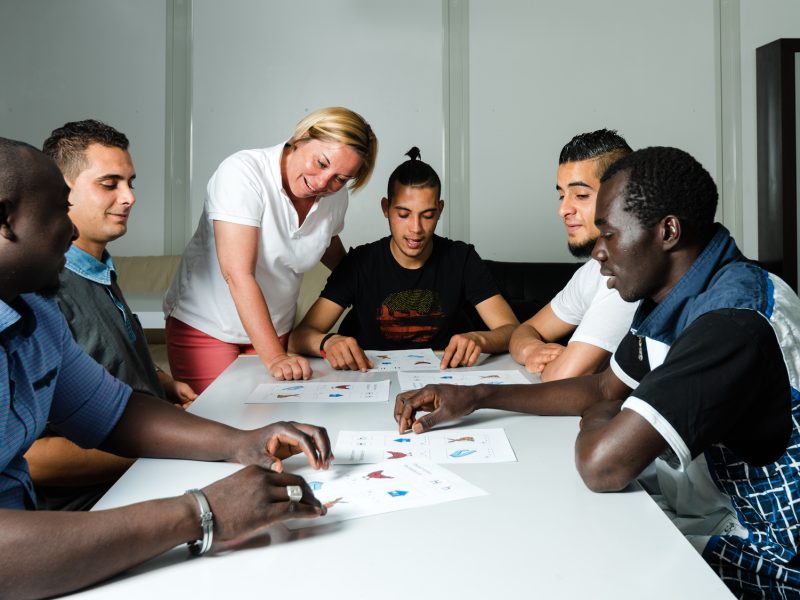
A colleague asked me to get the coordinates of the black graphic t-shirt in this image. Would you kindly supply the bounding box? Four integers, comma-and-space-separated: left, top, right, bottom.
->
320, 235, 500, 350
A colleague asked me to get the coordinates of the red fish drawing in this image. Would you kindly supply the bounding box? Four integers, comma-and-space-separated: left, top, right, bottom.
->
414, 361, 432, 365
480, 374, 500, 379
366, 470, 394, 479
334, 385, 351, 389
448, 436, 475, 443
386, 451, 409, 459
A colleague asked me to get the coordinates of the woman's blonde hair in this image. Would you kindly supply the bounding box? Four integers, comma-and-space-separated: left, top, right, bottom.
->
288, 107, 378, 192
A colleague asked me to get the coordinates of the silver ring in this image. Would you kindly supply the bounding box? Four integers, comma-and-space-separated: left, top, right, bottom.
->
287, 485, 303, 504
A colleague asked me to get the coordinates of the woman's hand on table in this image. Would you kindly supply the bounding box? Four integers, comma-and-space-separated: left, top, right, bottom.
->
232, 420, 333, 473
267, 353, 312, 380
394, 384, 479, 434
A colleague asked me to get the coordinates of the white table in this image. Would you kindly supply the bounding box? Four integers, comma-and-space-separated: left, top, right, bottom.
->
73, 354, 733, 599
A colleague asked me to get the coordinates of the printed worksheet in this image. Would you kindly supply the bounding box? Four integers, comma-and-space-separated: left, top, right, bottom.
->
397, 369, 531, 391
286, 458, 487, 529
333, 428, 517, 464
245, 380, 390, 403
365, 349, 440, 372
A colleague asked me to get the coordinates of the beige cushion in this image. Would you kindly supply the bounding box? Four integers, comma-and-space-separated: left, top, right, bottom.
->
114, 255, 182, 295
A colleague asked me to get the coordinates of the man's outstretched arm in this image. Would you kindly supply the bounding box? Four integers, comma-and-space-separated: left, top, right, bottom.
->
394, 366, 631, 433
440, 294, 519, 368
100, 392, 332, 472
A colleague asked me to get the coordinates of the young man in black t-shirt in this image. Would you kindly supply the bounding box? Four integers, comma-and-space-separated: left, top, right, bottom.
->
289, 148, 518, 370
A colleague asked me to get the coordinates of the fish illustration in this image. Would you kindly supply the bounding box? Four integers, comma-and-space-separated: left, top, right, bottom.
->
366, 470, 394, 480
387, 490, 408, 497
450, 449, 477, 458
447, 436, 475, 443
386, 451, 409, 459
277, 394, 299, 398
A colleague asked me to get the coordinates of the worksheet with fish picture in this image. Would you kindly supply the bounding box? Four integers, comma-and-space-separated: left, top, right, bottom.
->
365, 348, 440, 372
397, 369, 531, 391
246, 380, 390, 403
333, 429, 517, 464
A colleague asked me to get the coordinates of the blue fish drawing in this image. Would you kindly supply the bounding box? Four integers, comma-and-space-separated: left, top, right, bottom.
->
393, 438, 411, 443
328, 393, 344, 398
308, 481, 323, 491
439, 375, 453, 380
387, 490, 408, 497
283, 385, 304, 391
408, 354, 424, 358
450, 449, 477, 458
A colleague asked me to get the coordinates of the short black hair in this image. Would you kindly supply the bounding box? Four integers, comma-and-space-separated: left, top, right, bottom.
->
386, 147, 441, 204
601, 146, 718, 235
42, 119, 129, 180
559, 129, 632, 178
0, 137, 40, 199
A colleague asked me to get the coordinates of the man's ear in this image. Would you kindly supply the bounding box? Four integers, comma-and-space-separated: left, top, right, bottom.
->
0, 197, 16, 242
438, 199, 445, 215
662, 215, 680, 250
381, 197, 389, 218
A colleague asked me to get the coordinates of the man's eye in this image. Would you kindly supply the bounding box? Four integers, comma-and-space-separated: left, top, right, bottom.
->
100, 183, 117, 190
576, 194, 590, 200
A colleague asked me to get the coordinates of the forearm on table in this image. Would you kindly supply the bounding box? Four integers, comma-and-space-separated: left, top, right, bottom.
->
509, 323, 544, 362
287, 323, 326, 356
0, 495, 199, 598
225, 273, 286, 362
100, 393, 242, 461
470, 323, 517, 354
539, 343, 610, 382
25, 437, 133, 486
474, 374, 604, 416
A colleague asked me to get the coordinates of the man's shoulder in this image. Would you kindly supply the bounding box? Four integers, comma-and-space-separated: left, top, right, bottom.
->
345, 237, 390, 261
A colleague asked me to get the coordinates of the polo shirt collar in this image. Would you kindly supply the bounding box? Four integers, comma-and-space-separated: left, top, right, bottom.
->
65, 244, 117, 285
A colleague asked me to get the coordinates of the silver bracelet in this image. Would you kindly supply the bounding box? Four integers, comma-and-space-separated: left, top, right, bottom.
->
185, 488, 214, 556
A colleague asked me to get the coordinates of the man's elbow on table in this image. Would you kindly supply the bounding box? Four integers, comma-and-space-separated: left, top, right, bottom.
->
575, 444, 636, 493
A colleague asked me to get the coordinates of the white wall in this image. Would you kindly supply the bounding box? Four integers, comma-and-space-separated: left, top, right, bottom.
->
738, 0, 800, 259
190, 0, 444, 251
469, 0, 720, 262
3, 1, 800, 262
0, 0, 167, 257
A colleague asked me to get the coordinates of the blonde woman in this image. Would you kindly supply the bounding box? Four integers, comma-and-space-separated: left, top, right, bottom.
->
164, 107, 377, 391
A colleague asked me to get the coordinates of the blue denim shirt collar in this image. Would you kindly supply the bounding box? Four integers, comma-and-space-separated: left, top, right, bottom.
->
630, 224, 744, 344
64, 244, 117, 286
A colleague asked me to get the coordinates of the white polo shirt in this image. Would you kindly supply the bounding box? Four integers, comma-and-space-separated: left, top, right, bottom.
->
550, 259, 638, 352
164, 142, 348, 343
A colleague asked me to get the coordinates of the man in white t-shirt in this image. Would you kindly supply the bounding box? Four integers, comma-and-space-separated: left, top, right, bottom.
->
509, 130, 638, 381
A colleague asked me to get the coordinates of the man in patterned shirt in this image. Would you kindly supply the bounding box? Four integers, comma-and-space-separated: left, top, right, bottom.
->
396, 147, 800, 598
